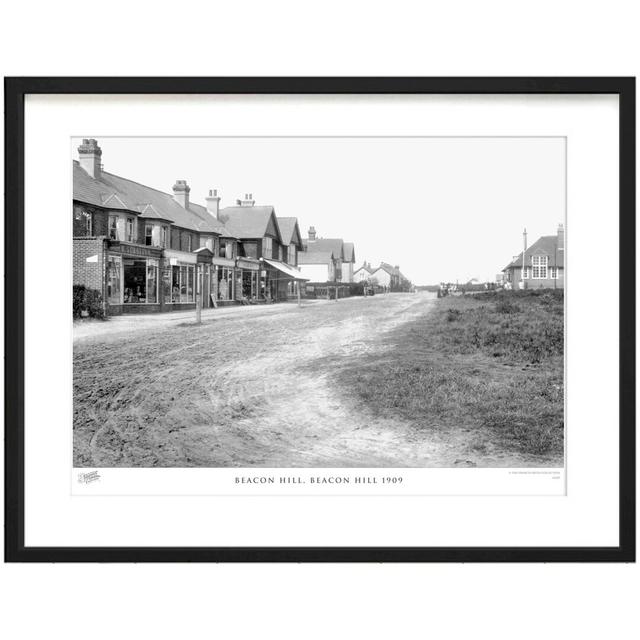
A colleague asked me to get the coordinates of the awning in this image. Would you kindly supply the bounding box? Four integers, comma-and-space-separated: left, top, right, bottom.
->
262, 259, 309, 281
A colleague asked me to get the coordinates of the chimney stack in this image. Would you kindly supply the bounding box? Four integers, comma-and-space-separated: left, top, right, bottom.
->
206, 188, 221, 219
78, 138, 102, 179
557, 223, 565, 250
172, 180, 190, 209
238, 192, 255, 207
308, 226, 317, 241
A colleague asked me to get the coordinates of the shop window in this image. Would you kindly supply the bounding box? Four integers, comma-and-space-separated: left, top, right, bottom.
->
123, 259, 147, 303
145, 224, 153, 246
108, 215, 118, 240
147, 259, 158, 303
106, 256, 122, 304
162, 266, 172, 303
170, 263, 195, 303
217, 267, 234, 300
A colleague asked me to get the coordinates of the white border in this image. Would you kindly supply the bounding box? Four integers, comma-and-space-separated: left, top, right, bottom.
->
24, 94, 619, 547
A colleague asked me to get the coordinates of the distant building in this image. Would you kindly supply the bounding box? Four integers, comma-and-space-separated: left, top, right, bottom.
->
354, 261, 412, 292
354, 261, 374, 282
502, 224, 565, 290
299, 227, 357, 298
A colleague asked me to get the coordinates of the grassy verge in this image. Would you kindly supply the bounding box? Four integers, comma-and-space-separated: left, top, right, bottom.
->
335, 290, 564, 459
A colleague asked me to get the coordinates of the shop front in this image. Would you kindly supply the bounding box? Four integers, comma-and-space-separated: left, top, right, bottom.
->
236, 258, 261, 302
211, 256, 237, 305
162, 249, 198, 311
262, 258, 308, 304
105, 242, 163, 314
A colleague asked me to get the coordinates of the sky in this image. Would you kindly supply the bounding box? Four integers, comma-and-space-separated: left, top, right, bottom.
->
73, 137, 566, 285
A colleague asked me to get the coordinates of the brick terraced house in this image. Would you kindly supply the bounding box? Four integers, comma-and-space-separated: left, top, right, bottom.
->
73, 139, 307, 315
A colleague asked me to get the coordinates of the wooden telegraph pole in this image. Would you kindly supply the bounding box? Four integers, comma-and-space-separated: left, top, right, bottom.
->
522, 227, 528, 290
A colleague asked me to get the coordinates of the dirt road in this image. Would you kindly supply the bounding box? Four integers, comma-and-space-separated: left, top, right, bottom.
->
74, 293, 548, 467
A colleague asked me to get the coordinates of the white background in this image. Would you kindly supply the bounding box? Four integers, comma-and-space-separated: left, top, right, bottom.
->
27, 94, 606, 547
1, 1, 638, 639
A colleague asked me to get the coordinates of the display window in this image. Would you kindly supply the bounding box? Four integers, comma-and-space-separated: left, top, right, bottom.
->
123, 257, 159, 304
106, 255, 122, 304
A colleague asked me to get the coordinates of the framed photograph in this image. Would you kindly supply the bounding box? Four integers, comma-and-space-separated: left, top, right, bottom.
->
4, 77, 635, 562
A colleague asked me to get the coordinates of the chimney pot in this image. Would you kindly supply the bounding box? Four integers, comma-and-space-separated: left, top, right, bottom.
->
239, 193, 255, 207
308, 226, 317, 241
206, 187, 221, 219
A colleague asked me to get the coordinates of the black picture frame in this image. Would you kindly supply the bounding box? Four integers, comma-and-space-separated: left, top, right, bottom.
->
4, 77, 636, 563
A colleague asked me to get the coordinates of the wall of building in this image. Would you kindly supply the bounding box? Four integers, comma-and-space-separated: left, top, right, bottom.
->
73, 237, 106, 296
507, 267, 565, 290
370, 269, 392, 287
341, 262, 354, 283
299, 263, 330, 282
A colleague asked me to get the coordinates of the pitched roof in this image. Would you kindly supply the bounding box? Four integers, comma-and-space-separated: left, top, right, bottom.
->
354, 262, 373, 274
73, 161, 234, 236
378, 262, 400, 276
218, 206, 282, 241
503, 235, 565, 270
297, 251, 334, 265
303, 238, 344, 260
276, 217, 303, 247
343, 242, 355, 263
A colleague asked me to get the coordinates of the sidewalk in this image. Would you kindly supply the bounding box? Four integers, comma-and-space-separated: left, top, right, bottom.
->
72, 297, 364, 343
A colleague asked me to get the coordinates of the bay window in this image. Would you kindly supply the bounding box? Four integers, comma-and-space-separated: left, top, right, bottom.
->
108, 215, 118, 240
126, 217, 135, 242
263, 237, 272, 259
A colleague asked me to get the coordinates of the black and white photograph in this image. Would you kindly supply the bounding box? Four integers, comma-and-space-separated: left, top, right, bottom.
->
72, 136, 565, 470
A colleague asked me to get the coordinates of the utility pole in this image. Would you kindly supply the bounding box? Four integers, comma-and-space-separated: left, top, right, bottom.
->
522, 227, 528, 290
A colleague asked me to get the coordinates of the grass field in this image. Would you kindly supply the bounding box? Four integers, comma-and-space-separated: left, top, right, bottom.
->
334, 290, 564, 460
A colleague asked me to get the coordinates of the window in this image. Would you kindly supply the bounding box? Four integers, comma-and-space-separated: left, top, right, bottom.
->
108, 215, 118, 240
550, 267, 558, 279
74, 207, 92, 236
532, 255, 548, 279
161, 226, 168, 248
146, 259, 158, 303
287, 245, 296, 265
126, 218, 135, 243
145, 224, 153, 246
522, 267, 531, 279
263, 237, 272, 259
185, 234, 192, 252
106, 256, 122, 304
217, 267, 234, 300
170, 263, 195, 303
